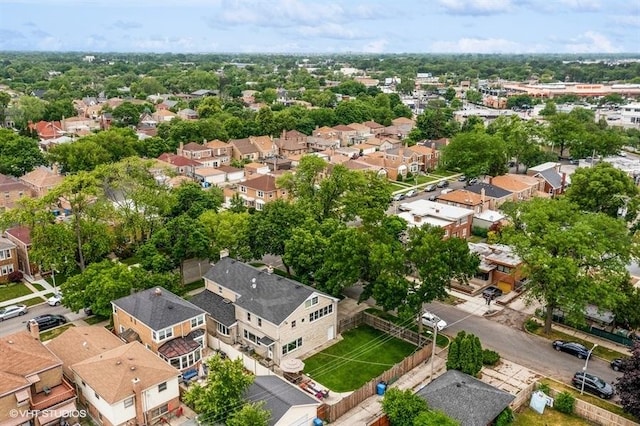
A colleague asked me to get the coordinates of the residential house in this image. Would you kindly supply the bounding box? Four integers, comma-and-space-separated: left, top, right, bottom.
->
190, 89, 218, 98
4, 227, 36, 277
436, 189, 487, 214
45, 326, 124, 382
151, 109, 176, 123
177, 108, 198, 120
0, 237, 18, 283
191, 258, 339, 366
408, 144, 440, 171
60, 116, 100, 134
468, 243, 524, 293
363, 120, 385, 135
472, 209, 507, 230
391, 116, 416, 131
351, 142, 377, 156
237, 174, 287, 211
216, 165, 245, 184
230, 138, 261, 161
307, 136, 340, 152
415, 370, 514, 426
275, 130, 309, 157
332, 125, 357, 146
335, 146, 360, 158
397, 199, 474, 239
363, 137, 395, 152
19, 166, 64, 198
0, 331, 78, 426
244, 162, 271, 177
312, 126, 337, 140
112, 287, 207, 373
156, 154, 201, 178
527, 162, 568, 196
464, 183, 513, 210
489, 174, 543, 201
72, 342, 180, 426
177, 142, 212, 161
194, 168, 226, 187
250, 135, 278, 159
205, 139, 233, 166
28, 120, 64, 140
361, 148, 421, 180
0, 174, 31, 211
245, 376, 321, 426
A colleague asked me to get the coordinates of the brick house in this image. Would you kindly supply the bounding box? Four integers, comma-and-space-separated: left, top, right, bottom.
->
191, 258, 339, 366
0, 174, 32, 211
276, 130, 309, 157
408, 144, 440, 171
156, 154, 201, 177
0, 236, 18, 283
19, 166, 64, 198
0, 331, 78, 426
469, 243, 525, 293
229, 138, 261, 161
363, 120, 385, 135
112, 287, 207, 373
4, 227, 36, 277
205, 139, 233, 166
436, 189, 487, 214
397, 199, 474, 239
527, 162, 568, 196
464, 183, 513, 210
28, 120, 65, 140
332, 124, 358, 146
237, 174, 287, 211
489, 174, 544, 201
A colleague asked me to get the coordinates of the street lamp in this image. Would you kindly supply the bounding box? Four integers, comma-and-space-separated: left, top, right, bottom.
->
580, 343, 598, 395
430, 324, 438, 383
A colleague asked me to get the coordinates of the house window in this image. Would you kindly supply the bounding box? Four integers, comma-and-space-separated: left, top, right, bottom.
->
475, 271, 490, 281
113, 306, 117, 314
496, 265, 512, 274
257, 318, 262, 327
158, 382, 167, 392
217, 323, 230, 336
291, 320, 296, 328
153, 327, 174, 342
247, 312, 251, 322
150, 404, 169, 419
0, 249, 11, 260
257, 191, 264, 198
304, 296, 319, 308
309, 304, 334, 322
0, 264, 14, 275
191, 315, 204, 328
282, 338, 303, 355
240, 186, 247, 193
124, 397, 134, 408
243, 329, 259, 344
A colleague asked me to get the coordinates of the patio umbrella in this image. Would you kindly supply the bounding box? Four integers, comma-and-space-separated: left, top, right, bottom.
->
198, 363, 206, 379
280, 358, 305, 373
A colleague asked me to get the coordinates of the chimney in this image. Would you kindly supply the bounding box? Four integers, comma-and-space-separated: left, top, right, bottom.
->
266, 265, 274, 274
481, 188, 486, 207
132, 378, 145, 426
219, 249, 229, 258
29, 320, 40, 340
179, 141, 184, 153
281, 129, 286, 140
413, 214, 422, 223
52, 164, 59, 175
561, 172, 567, 192
154, 287, 162, 296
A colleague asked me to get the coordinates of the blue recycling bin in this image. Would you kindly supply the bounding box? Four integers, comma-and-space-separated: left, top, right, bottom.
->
376, 382, 387, 396
313, 418, 324, 426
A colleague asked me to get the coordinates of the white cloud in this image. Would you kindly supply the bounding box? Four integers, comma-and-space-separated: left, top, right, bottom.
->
430, 37, 533, 53
557, 0, 601, 11
297, 23, 366, 40
437, 0, 512, 15
562, 31, 620, 53
361, 39, 388, 53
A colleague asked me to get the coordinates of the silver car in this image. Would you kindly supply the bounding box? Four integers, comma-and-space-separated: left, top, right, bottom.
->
0, 304, 28, 321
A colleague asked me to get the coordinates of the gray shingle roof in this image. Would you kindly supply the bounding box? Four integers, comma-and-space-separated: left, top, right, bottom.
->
246, 376, 319, 426
112, 287, 206, 331
535, 168, 563, 189
203, 258, 335, 325
465, 182, 512, 199
189, 290, 237, 327
416, 370, 515, 426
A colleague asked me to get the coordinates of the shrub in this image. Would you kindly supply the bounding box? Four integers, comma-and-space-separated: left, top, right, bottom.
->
494, 407, 514, 426
446, 331, 483, 377
482, 349, 501, 366
537, 382, 551, 394
471, 226, 489, 238
555, 391, 575, 414
8, 271, 23, 283
524, 318, 541, 333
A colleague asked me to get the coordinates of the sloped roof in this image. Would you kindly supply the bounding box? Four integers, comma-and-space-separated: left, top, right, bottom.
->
535, 168, 563, 189
242, 174, 278, 192
20, 166, 64, 189
206, 139, 229, 149
182, 142, 208, 152
0, 236, 17, 251
465, 182, 512, 199
72, 342, 179, 405
157, 153, 201, 167
46, 326, 124, 380
363, 120, 384, 129
246, 375, 320, 426
203, 258, 336, 325
416, 370, 514, 426
230, 138, 258, 154
189, 290, 237, 327
333, 124, 355, 132
112, 287, 206, 331
437, 189, 484, 206
250, 136, 275, 154
5, 226, 31, 245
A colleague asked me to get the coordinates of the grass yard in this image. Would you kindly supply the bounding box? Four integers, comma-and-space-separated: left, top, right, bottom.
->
84, 315, 109, 325
526, 319, 629, 361
23, 296, 49, 307
514, 407, 595, 426
303, 324, 416, 392
365, 308, 450, 347
31, 283, 46, 291
0, 283, 33, 303
40, 323, 75, 341
539, 378, 637, 422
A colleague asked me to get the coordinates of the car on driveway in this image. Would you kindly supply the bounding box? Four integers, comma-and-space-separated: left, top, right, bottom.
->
47, 292, 63, 306
552, 340, 590, 359
27, 314, 67, 333
424, 184, 437, 192
0, 304, 28, 321
405, 189, 417, 198
420, 311, 447, 331
610, 358, 628, 372
437, 180, 449, 188
482, 286, 503, 300
571, 371, 614, 399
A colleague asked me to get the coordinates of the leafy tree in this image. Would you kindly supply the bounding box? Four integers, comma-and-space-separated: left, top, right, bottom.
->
29, 222, 77, 277
112, 101, 145, 127
199, 210, 252, 261
43, 99, 75, 122
565, 162, 639, 219
0, 129, 46, 176
15, 96, 47, 128
502, 198, 633, 333
441, 130, 507, 177
616, 341, 640, 418
446, 331, 483, 377
381, 388, 429, 426
546, 112, 586, 158
282, 220, 328, 285
443, 87, 456, 102
0, 91, 10, 126
226, 402, 270, 426
465, 89, 482, 104
183, 355, 254, 425
506, 94, 534, 109
413, 410, 459, 426
488, 115, 543, 173
409, 107, 459, 142
539, 101, 557, 117
613, 284, 640, 330
170, 181, 223, 219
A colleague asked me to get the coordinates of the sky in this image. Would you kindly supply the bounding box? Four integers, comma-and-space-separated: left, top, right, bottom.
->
0, 0, 638, 54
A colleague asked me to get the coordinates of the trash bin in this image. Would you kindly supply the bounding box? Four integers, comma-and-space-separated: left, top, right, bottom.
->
313, 418, 324, 426
376, 382, 387, 396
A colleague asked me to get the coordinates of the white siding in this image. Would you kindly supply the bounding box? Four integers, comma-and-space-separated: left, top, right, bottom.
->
143, 377, 179, 412
276, 405, 319, 426
74, 373, 136, 425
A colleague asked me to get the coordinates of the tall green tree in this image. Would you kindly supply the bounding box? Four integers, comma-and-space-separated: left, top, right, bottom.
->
226, 402, 270, 426
170, 181, 223, 219
381, 388, 429, 426
488, 115, 543, 173
615, 341, 640, 419
0, 129, 46, 176
199, 210, 252, 261
503, 198, 633, 333
446, 331, 483, 377
183, 355, 254, 425
441, 130, 507, 177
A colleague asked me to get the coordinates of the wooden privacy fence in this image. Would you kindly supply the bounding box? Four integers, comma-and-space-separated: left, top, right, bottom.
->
320, 344, 432, 423
338, 311, 425, 346
547, 389, 639, 426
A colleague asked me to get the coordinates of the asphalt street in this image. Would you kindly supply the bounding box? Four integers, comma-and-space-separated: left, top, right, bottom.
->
0, 303, 73, 337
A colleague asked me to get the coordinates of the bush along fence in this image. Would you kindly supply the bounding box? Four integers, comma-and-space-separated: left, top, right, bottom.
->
337, 311, 427, 346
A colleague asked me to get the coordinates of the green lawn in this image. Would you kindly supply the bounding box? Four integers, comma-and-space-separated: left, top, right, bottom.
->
23, 296, 48, 307
31, 283, 45, 291
303, 325, 416, 392
514, 407, 595, 426
365, 308, 450, 347
40, 323, 75, 341
526, 318, 629, 361
84, 315, 109, 325
0, 283, 33, 303
539, 378, 637, 422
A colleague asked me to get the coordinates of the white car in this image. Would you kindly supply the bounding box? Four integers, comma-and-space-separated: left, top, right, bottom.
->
47, 293, 63, 306
421, 311, 447, 331
0, 304, 28, 320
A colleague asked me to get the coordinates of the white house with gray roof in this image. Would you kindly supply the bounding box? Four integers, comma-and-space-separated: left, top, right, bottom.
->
192, 258, 339, 365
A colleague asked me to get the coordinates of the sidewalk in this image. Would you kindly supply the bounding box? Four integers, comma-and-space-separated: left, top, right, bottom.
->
447, 288, 505, 316
0, 277, 56, 308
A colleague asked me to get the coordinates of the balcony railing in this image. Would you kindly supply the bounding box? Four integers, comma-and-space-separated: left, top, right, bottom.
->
31, 378, 76, 411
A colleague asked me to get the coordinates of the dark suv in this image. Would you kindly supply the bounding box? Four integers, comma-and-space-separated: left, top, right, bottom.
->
571, 371, 614, 399
27, 314, 67, 332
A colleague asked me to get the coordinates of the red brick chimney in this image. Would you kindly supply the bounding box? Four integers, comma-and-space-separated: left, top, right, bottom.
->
29, 320, 40, 340
132, 377, 145, 426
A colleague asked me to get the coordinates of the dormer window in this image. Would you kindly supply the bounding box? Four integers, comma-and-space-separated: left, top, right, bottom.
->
304, 296, 318, 308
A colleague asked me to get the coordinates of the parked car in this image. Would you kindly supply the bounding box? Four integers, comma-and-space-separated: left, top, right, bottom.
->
424, 184, 437, 192
458, 175, 467, 181
0, 304, 28, 321
47, 292, 63, 306
610, 358, 628, 372
467, 177, 479, 185
405, 189, 417, 198
571, 371, 614, 399
552, 340, 590, 359
421, 311, 447, 331
428, 195, 437, 201
392, 193, 405, 202
437, 180, 449, 188
27, 314, 67, 332
440, 188, 454, 195
482, 286, 503, 300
